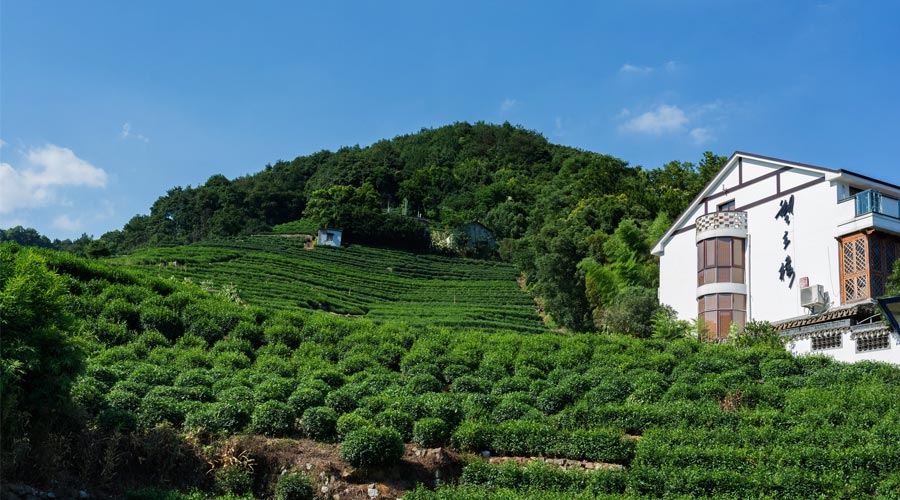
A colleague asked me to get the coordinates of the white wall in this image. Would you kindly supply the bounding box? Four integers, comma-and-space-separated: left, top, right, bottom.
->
658, 158, 845, 322
786, 332, 900, 365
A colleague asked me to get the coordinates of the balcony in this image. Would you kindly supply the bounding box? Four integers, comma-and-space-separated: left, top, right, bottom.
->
836, 190, 900, 238
695, 211, 748, 241
854, 190, 900, 218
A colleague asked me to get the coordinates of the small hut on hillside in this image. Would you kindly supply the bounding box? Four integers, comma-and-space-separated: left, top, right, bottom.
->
317, 228, 342, 247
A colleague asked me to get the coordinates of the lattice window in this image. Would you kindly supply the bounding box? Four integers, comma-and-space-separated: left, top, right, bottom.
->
840, 234, 869, 303
856, 333, 890, 352
812, 333, 842, 351
872, 275, 885, 298
872, 242, 883, 272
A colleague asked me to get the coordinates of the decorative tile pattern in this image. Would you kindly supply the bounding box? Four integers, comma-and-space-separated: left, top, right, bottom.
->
695, 211, 748, 233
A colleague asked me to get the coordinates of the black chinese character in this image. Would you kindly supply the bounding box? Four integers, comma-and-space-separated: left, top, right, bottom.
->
775, 194, 795, 224
782, 231, 791, 250
778, 255, 796, 288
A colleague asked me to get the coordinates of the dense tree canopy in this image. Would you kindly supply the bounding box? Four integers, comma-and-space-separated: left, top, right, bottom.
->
7, 122, 725, 331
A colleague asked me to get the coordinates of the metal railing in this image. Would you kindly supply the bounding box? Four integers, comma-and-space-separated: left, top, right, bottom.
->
854, 190, 900, 218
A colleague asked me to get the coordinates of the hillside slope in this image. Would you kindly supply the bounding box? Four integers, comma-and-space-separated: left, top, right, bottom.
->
110, 236, 546, 333
5, 243, 900, 499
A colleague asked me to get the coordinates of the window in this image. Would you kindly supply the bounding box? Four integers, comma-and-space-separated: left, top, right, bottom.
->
697, 237, 745, 286
811, 332, 842, 351
325, 233, 334, 242
698, 293, 747, 340
856, 333, 890, 352
718, 200, 736, 211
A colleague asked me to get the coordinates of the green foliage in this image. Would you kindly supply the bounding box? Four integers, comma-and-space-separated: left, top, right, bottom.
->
413, 417, 450, 447
0, 245, 84, 464
339, 427, 405, 468
215, 465, 253, 495
249, 400, 293, 437
274, 472, 314, 500
300, 406, 338, 441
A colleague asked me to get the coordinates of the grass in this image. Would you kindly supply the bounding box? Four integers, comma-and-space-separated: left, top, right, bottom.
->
109, 237, 545, 333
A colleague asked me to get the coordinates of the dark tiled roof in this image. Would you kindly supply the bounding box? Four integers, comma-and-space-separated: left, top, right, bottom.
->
772, 300, 878, 331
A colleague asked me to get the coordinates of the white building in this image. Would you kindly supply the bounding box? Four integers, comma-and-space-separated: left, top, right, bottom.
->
652, 152, 900, 364
317, 228, 342, 247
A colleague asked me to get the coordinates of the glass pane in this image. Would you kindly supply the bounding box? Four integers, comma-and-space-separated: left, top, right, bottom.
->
705, 269, 716, 284
705, 240, 716, 267
717, 268, 731, 283
733, 239, 744, 267
697, 242, 704, 271
719, 310, 733, 338
733, 268, 745, 283
705, 317, 717, 339
734, 294, 746, 311
733, 311, 746, 330
705, 295, 717, 311
698, 299, 704, 316
718, 293, 733, 309
717, 238, 732, 267
698, 270, 705, 286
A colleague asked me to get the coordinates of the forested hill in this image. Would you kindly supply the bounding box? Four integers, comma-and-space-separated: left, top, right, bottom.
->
88, 122, 724, 331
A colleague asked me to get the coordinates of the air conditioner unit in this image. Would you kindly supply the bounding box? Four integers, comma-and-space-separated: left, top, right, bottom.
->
800, 284, 826, 309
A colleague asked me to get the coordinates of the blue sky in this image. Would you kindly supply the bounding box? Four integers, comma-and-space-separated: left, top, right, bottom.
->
2, 1, 899, 240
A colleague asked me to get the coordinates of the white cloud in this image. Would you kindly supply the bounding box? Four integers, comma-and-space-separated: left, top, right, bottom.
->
0, 139, 6, 148
120, 122, 149, 143
663, 61, 680, 72
553, 116, 565, 137
499, 98, 518, 113
52, 214, 82, 232
0, 144, 108, 214
620, 63, 654, 74
621, 104, 688, 134
690, 127, 713, 145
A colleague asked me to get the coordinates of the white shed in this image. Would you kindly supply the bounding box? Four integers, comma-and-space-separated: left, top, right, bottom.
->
317, 228, 342, 247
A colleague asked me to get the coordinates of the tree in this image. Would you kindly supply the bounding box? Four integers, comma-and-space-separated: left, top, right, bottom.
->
0, 245, 84, 455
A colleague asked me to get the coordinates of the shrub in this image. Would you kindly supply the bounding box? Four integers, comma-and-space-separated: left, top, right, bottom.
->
406, 373, 443, 394
264, 324, 302, 349
288, 387, 325, 417
301, 406, 338, 441
102, 298, 142, 331
174, 368, 213, 388
492, 398, 542, 423
185, 401, 248, 435
452, 421, 493, 452
325, 386, 359, 415
249, 400, 294, 437
274, 472, 314, 500
413, 418, 449, 448
140, 304, 182, 340
137, 393, 183, 429
419, 393, 465, 427
450, 375, 489, 394
337, 411, 373, 439
254, 376, 294, 403
215, 464, 253, 495
97, 407, 137, 432
375, 409, 414, 441
339, 427, 405, 468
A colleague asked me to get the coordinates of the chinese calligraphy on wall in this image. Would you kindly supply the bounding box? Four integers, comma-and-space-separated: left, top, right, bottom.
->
775, 194, 795, 288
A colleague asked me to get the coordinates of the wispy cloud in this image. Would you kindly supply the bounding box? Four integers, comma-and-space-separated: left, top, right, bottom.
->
619, 61, 680, 75
553, 116, 565, 137
120, 122, 150, 143
499, 98, 518, 113
619, 63, 654, 74
621, 104, 688, 134
0, 144, 108, 214
689, 127, 713, 145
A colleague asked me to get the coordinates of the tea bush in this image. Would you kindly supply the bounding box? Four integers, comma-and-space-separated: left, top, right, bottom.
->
339, 427, 405, 468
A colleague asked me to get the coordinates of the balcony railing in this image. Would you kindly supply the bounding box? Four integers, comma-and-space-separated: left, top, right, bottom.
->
853, 190, 900, 219
695, 210, 748, 233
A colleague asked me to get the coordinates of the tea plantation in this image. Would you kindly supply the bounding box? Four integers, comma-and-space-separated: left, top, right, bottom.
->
4, 243, 900, 499
111, 236, 545, 333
